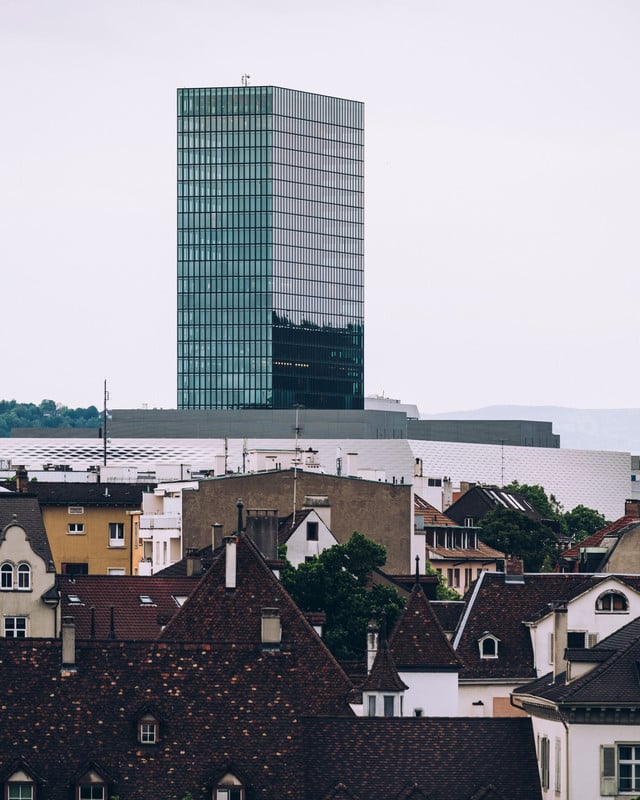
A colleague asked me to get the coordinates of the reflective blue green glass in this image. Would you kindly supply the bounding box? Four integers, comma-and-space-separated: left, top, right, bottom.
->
177, 86, 364, 409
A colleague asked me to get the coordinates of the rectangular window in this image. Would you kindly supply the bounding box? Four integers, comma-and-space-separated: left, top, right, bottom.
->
619, 744, 640, 792
4, 617, 27, 638
540, 736, 550, 790
62, 563, 88, 576
8, 786, 34, 800
306, 521, 319, 541
108, 523, 125, 547
67, 523, 85, 534
108, 568, 125, 576
567, 631, 586, 648
140, 722, 157, 743
79, 787, 104, 800
367, 695, 376, 717
464, 568, 472, 587
555, 737, 561, 793
68, 506, 84, 515
383, 695, 394, 717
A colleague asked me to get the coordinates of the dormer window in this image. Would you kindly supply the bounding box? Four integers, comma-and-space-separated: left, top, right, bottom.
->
596, 591, 629, 613
479, 633, 500, 659
75, 768, 107, 800
215, 772, 245, 800
5, 767, 36, 800
138, 713, 159, 745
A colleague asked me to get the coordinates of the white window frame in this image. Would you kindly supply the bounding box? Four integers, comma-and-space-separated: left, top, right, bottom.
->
108, 522, 125, 548
17, 563, 31, 591
478, 633, 499, 659
67, 523, 85, 535
1, 562, 13, 590
596, 590, 629, 613
7, 782, 34, 800
4, 616, 27, 638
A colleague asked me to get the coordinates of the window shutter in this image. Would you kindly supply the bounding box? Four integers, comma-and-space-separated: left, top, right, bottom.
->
600, 745, 617, 796
588, 632, 598, 648
549, 632, 554, 664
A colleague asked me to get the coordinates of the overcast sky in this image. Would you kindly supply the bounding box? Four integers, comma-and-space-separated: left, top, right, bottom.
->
1, 0, 639, 415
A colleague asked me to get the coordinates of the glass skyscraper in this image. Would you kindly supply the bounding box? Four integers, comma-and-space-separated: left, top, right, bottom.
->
177, 86, 364, 410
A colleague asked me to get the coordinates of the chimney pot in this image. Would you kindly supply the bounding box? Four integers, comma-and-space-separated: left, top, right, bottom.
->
61, 616, 76, 671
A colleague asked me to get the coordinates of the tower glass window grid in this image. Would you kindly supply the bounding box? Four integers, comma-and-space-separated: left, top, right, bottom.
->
177, 86, 364, 409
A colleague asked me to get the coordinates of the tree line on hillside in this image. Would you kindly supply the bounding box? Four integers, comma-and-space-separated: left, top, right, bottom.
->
478, 481, 608, 573
0, 400, 100, 437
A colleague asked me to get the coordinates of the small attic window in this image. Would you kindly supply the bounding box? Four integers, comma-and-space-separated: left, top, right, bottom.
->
215, 772, 245, 800
138, 712, 159, 744
172, 595, 188, 607
67, 594, 82, 605
478, 633, 500, 659
596, 590, 629, 613
139, 595, 155, 606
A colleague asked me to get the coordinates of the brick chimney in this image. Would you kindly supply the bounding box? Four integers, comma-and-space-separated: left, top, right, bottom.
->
14, 466, 28, 493
625, 499, 640, 518
504, 555, 525, 584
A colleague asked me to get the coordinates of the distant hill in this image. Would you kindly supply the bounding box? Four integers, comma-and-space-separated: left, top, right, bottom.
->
423, 406, 640, 453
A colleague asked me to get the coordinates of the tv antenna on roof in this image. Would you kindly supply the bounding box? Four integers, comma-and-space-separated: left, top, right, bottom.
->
241, 74, 251, 86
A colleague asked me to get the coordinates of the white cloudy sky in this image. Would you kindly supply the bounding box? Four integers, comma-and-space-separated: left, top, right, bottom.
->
1, 0, 639, 414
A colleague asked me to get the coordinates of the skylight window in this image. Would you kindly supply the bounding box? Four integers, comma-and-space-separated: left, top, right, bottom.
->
67, 594, 82, 604
139, 595, 154, 605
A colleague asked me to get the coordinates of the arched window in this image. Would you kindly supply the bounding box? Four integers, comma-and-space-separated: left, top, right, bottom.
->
478, 633, 500, 659
17, 564, 31, 591
596, 591, 628, 613
0, 563, 13, 590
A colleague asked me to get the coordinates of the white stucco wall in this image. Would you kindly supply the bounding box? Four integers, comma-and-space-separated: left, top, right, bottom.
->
529, 577, 640, 676
283, 510, 337, 567
401, 671, 458, 717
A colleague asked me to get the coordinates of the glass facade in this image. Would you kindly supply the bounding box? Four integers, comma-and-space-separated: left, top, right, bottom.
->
177, 86, 364, 410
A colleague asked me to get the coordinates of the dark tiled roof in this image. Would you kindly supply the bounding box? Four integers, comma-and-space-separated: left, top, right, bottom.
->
361, 643, 408, 692
18, 482, 149, 506
278, 507, 314, 544
431, 600, 465, 634
454, 571, 640, 680
152, 543, 220, 577
0, 493, 54, 567
515, 616, 640, 706
59, 575, 199, 639
389, 586, 461, 670
304, 717, 542, 800
0, 527, 542, 798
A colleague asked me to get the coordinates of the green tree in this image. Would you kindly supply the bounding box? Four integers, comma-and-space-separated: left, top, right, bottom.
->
479, 506, 558, 572
564, 504, 607, 544
503, 480, 564, 519
281, 532, 405, 660
424, 560, 462, 600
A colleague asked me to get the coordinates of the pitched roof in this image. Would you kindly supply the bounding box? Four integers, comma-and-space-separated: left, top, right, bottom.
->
278, 507, 315, 544
0, 493, 54, 567
361, 641, 408, 692
304, 717, 542, 800
558, 514, 640, 571
431, 600, 465, 635
454, 571, 640, 680
389, 585, 461, 670
515, 616, 640, 706
20, 482, 148, 506
427, 539, 505, 562
59, 575, 198, 639
414, 495, 459, 526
